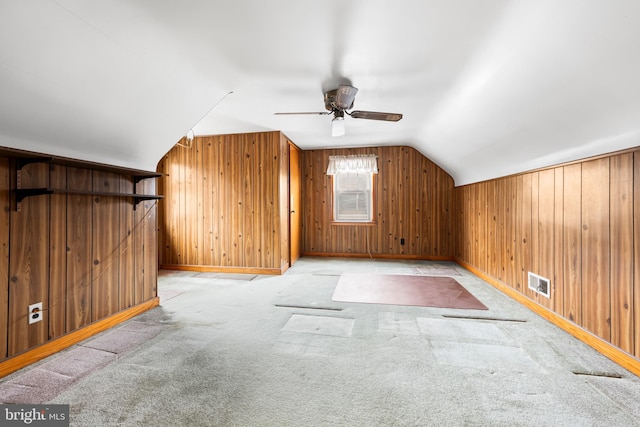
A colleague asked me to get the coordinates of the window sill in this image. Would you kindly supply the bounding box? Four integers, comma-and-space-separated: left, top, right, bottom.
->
331, 221, 377, 226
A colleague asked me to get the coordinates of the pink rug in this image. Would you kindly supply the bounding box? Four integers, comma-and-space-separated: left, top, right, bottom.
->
332, 273, 487, 310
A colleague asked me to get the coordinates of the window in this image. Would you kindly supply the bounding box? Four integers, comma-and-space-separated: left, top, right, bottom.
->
327, 154, 377, 223
333, 172, 373, 222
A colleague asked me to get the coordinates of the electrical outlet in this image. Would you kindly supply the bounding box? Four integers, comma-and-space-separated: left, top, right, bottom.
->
28, 302, 43, 324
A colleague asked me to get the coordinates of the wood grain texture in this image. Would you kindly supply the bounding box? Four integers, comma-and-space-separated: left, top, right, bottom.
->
157, 131, 289, 271
553, 168, 564, 316
609, 154, 633, 353
520, 174, 532, 293
302, 146, 454, 258
0, 159, 9, 360
563, 164, 582, 324
537, 169, 555, 310
133, 178, 146, 305
66, 167, 92, 331
91, 171, 120, 321
289, 142, 302, 264
119, 174, 135, 310
9, 163, 50, 355
142, 179, 158, 301
0, 152, 159, 367
49, 164, 67, 340
454, 148, 640, 362
581, 158, 611, 341
635, 152, 640, 358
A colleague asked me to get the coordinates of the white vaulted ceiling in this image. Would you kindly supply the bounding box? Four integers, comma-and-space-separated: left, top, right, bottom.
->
1, 0, 639, 185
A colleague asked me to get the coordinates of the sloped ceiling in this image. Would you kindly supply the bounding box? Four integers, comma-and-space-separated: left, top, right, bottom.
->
1, 1, 639, 185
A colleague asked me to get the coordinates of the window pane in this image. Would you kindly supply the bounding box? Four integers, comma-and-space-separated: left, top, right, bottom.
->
334, 173, 372, 221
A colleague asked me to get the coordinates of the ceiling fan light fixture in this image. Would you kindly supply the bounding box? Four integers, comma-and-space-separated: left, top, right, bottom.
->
331, 116, 345, 137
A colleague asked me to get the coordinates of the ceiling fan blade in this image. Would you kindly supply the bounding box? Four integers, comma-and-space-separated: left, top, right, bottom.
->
335, 85, 358, 110
274, 112, 331, 116
350, 110, 403, 122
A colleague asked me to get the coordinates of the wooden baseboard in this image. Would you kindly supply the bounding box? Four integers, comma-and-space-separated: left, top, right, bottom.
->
302, 252, 455, 261
0, 297, 160, 379
455, 259, 640, 378
160, 264, 284, 275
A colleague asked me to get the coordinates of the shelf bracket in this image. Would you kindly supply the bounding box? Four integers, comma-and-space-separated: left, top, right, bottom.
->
16, 157, 53, 171
15, 188, 53, 211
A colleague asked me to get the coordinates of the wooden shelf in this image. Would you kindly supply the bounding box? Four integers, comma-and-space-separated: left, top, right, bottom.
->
1, 146, 164, 211
0, 146, 164, 179
15, 188, 163, 209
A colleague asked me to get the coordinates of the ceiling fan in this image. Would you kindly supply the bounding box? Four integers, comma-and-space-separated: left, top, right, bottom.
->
274, 84, 402, 137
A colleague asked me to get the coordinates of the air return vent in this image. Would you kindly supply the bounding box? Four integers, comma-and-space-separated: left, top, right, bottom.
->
528, 272, 550, 298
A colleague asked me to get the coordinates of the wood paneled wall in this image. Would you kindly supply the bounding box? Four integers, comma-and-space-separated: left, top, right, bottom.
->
156, 131, 291, 273
0, 157, 157, 362
302, 146, 454, 258
454, 150, 640, 359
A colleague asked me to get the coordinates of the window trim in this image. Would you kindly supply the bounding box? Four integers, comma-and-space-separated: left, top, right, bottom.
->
330, 172, 377, 225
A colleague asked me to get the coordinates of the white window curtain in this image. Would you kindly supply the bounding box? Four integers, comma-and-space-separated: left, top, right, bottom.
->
326, 155, 378, 175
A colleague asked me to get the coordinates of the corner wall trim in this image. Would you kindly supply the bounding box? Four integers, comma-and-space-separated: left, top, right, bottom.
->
455, 259, 640, 378
0, 297, 160, 379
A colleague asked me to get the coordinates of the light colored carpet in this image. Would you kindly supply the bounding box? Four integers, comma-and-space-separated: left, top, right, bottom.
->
1, 257, 639, 426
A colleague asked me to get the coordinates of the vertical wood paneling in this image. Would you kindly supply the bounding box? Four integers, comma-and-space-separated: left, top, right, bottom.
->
505, 177, 517, 287
553, 168, 564, 316
520, 174, 533, 292
219, 138, 230, 265
454, 148, 640, 362
176, 146, 187, 265
418, 154, 430, 254
300, 146, 453, 258
495, 179, 506, 281
134, 180, 146, 305
529, 172, 540, 299
263, 133, 276, 266
49, 165, 67, 339
464, 185, 472, 262
9, 163, 49, 355
609, 154, 633, 352
143, 179, 157, 301
201, 139, 214, 266
581, 158, 611, 341
92, 171, 120, 321
563, 164, 582, 324
243, 135, 255, 266
487, 181, 498, 278
470, 184, 479, 267
513, 175, 523, 291
251, 137, 263, 266
195, 138, 204, 266
66, 168, 92, 331
231, 135, 241, 265
0, 159, 9, 360
157, 131, 288, 271
278, 134, 290, 268
0, 152, 158, 366
289, 142, 302, 265
634, 152, 640, 358
183, 143, 196, 264
119, 175, 134, 310
537, 169, 555, 310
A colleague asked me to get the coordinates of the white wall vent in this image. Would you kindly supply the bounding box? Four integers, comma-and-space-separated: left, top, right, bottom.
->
528, 272, 551, 298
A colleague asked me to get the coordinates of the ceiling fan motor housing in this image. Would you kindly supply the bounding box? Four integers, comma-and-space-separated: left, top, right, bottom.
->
324, 85, 358, 111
